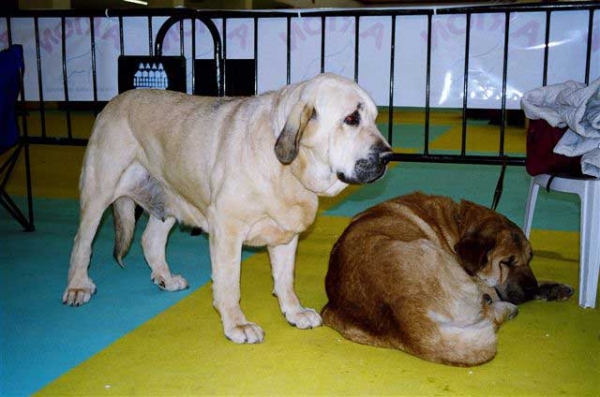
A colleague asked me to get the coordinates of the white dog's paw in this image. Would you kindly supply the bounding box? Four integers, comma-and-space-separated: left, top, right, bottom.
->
225, 322, 265, 344
62, 278, 97, 306
285, 307, 322, 329
151, 272, 189, 291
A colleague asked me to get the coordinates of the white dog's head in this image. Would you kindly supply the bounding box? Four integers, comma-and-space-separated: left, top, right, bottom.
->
272, 73, 393, 196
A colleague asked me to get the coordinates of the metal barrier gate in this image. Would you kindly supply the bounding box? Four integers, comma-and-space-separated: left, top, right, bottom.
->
1, 2, 598, 229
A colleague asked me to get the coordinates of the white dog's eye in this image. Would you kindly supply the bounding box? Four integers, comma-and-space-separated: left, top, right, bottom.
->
344, 110, 360, 126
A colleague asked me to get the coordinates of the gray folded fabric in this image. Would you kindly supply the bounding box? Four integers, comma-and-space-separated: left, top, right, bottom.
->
521, 78, 600, 177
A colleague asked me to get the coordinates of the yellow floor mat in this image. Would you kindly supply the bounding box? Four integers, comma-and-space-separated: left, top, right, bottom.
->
36, 216, 599, 396
1, 144, 85, 199
431, 124, 526, 155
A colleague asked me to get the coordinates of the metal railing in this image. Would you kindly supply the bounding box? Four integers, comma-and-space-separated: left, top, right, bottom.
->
1, 1, 598, 227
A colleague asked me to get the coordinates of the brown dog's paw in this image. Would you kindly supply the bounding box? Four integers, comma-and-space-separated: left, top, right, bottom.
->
536, 282, 574, 301
492, 301, 519, 324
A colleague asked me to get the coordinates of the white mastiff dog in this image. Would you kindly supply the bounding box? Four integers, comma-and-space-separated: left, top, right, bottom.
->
63, 73, 393, 343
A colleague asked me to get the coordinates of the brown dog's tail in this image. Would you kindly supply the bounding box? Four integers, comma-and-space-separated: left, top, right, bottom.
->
112, 196, 137, 267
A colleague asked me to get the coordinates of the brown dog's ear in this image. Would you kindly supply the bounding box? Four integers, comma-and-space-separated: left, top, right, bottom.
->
454, 232, 496, 276
274, 102, 314, 164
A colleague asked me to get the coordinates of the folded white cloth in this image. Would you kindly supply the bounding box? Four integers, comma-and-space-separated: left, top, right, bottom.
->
521, 78, 600, 177
582, 148, 600, 177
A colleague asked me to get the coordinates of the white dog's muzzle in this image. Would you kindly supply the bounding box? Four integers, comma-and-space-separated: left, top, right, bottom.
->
337, 143, 393, 184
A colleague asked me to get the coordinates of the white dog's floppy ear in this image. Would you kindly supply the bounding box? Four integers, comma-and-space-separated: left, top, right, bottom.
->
274, 101, 314, 165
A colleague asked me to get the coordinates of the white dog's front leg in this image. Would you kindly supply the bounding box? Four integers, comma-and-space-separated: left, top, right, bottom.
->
210, 228, 264, 344
269, 236, 322, 329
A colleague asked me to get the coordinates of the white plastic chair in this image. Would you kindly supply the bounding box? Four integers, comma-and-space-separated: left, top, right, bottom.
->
523, 174, 600, 308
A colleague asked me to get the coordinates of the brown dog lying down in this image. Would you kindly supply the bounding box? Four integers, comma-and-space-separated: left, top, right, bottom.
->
322, 192, 573, 366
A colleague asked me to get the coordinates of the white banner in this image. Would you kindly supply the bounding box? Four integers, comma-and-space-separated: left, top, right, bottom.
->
1, 10, 598, 108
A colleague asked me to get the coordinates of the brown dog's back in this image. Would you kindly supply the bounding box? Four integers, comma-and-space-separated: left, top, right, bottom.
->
322, 193, 517, 366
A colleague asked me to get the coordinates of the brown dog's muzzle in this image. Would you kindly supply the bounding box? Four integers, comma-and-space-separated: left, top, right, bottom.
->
495, 265, 541, 304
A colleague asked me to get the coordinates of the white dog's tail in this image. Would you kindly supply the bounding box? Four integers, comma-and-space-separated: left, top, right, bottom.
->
112, 196, 137, 267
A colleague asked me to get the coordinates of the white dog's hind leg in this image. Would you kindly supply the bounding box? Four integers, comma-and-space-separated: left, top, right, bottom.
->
210, 226, 264, 344
269, 236, 322, 329
63, 198, 108, 306
141, 215, 188, 291
64, 125, 140, 306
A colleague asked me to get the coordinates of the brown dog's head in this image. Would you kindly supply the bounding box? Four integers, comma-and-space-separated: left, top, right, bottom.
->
454, 200, 539, 304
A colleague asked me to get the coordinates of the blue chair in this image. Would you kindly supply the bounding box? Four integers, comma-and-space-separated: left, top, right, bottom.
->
1, 44, 34, 231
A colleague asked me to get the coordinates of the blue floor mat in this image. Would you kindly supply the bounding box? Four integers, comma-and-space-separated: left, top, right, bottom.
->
1, 198, 217, 396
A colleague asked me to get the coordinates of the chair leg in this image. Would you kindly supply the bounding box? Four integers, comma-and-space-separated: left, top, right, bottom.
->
578, 182, 599, 308
523, 177, 540, 238
0, 142, 34, 231
23, 139, 34, 231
